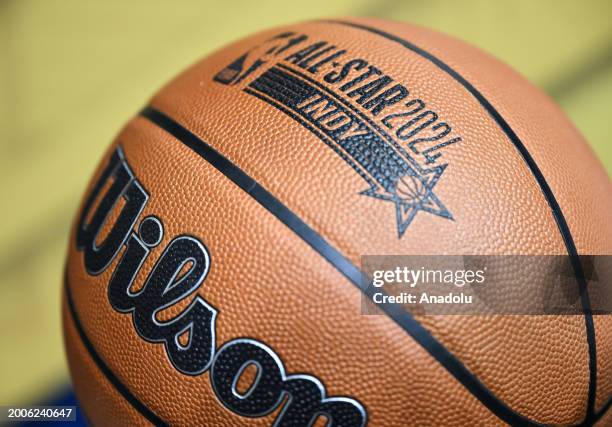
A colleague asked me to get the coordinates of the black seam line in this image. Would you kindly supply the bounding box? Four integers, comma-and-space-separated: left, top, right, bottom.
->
321, 19, 600, 424
140, 107, 547, 427
64, 271, 168, 427
593, 397, 612, 424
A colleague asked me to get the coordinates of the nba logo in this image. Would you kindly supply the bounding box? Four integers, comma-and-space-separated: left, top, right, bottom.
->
214, 32, 306, 85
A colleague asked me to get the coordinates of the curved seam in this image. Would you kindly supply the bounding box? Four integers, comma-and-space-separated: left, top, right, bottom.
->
321, 19, 600, 425
64, 271, 168, 427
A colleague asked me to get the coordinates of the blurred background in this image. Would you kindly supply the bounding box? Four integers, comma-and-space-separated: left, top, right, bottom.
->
0, 0, 610, 423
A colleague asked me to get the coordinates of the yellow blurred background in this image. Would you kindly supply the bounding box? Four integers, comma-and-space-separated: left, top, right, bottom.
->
0, 0, 610, 406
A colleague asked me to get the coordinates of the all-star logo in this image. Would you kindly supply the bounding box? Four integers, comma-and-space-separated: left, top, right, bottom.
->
214, 32, 461, 237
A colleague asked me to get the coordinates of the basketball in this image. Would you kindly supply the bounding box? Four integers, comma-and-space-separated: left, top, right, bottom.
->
63, 18, 612, 426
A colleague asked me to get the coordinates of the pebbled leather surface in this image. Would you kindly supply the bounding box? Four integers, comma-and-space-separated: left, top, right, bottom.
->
64, 18, 612, 426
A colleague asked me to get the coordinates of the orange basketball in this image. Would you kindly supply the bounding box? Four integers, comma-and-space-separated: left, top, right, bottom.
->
63, 18, 612, 426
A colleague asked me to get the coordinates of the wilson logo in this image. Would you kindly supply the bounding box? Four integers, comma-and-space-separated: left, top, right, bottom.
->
75, 146, 366, 426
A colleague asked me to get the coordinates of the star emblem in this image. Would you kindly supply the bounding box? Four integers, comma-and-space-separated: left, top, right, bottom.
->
361, 164, 453, 237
